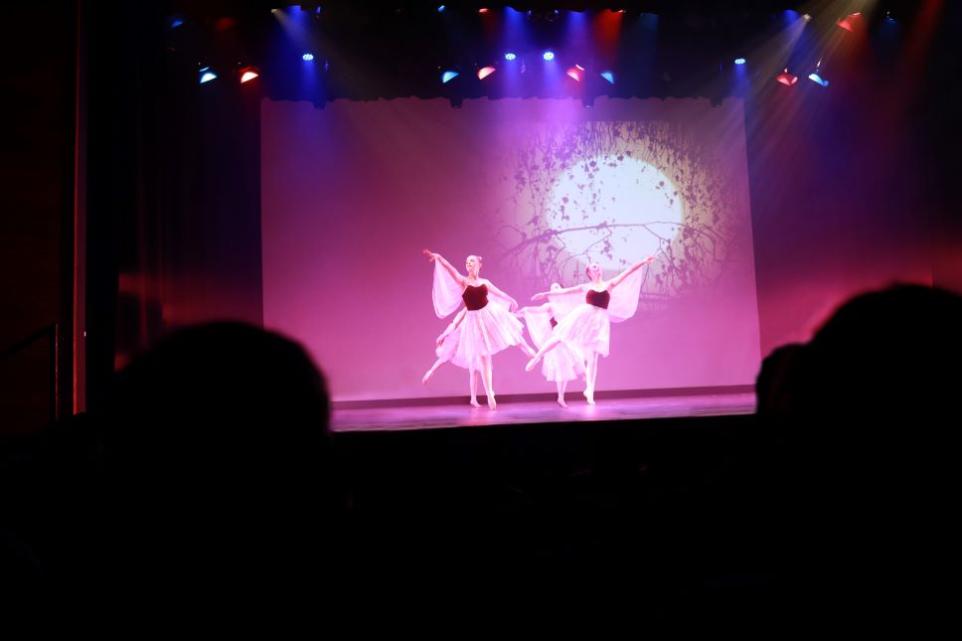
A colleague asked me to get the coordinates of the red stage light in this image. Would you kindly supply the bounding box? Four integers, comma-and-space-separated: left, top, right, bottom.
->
776, 68, 798, 86
477, 66, 496, 80
837, 12, 861, 32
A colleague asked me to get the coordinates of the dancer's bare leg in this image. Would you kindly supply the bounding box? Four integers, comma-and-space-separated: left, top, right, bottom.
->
422, 357, 445, 384
469, 369, 481, 407
480, 355, 496, 409
591, 353, 600, 396
525, 336, 563, 371
556, 379, 568, 408
583, 351, 598, 405
516, 339, 537, 359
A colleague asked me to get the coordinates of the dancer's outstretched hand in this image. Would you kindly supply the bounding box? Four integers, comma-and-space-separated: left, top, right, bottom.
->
531, 292, 547, 302
422, 249, 439, 262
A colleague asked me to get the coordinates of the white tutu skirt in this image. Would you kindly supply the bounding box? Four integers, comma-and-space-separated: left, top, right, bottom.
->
436, 303, 526, 371
541, 343, 584, 383
552, 303, 611, 359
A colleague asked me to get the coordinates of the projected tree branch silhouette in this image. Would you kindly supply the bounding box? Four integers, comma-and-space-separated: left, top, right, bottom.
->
496, 120, 736, 309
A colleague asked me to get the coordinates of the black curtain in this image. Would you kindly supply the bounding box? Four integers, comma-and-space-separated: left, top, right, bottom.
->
83, 1, 262, 411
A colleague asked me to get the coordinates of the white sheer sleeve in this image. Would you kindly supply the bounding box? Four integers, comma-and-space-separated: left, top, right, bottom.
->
432, 260, 463, 319
607, 268, 643, 323
519, 306, 554, 349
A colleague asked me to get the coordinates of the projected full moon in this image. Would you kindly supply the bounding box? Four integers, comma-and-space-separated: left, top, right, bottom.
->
546, 155, 683, 272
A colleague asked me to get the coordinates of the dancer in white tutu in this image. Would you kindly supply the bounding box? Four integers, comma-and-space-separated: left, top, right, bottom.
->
516, 283, 585, 408
525, 256, 656, 405
422, 250, 536, 409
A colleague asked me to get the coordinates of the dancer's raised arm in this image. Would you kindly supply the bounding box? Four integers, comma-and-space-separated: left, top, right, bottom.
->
423, 249, 466, 287
609, 256, 655, 290
532, 283, 585, 301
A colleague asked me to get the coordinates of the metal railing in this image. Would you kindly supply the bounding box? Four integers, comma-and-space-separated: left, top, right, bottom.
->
0, 323, 61, 424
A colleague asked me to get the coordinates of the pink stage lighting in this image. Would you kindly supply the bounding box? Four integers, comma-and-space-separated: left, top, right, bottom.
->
477, 66, 496, 80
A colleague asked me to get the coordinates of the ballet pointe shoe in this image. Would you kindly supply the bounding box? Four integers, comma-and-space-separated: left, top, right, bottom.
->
556, 395, 568, 408
583, 389, 596, 405
422, 369, 434, 384
470, 398, 481, 408
487, 395, 497, 410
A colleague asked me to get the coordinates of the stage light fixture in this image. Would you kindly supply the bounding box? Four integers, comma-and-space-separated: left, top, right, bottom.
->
808, 60, 828, 87
776, 68, 798, 86
302, 52, 315, 62
437, 5, 445, 12
837, 12, 861, 32
441, 70, 459, 83
600, 71, 615, 84
542, 50, 555, 61
566, 66, 583, 82
504, 52, 516, 61
734, 57, 746, 65
240, 67, 259, 83
478, 66, 496, 80
199, 66, 217, 84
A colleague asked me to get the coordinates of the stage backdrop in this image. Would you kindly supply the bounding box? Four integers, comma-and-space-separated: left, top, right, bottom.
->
262, 97, 760, 402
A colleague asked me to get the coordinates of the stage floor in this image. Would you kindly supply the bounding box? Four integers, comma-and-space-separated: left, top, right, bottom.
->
332, 389, 756, 432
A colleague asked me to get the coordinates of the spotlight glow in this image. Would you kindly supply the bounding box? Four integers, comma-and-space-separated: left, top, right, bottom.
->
477, 66, 496, 80
302, 53, 315, 62
734, 57, 746, 65
437, 5, 445, 11
808, 72, 829, 87
240, 67, 259, 83
601, 70, 615, 84
566, 67, 583, 82
441, 70, 459, 84
542, 50, 555, 61
549, 156, 683, 271
504, 52, 516, 61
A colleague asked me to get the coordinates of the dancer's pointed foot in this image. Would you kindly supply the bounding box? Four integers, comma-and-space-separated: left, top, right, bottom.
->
470, 398, 481, 408
557, 396, 568, 408
487, 396, 497, 410
583, 390, 596, 405
422, 369, 434, 384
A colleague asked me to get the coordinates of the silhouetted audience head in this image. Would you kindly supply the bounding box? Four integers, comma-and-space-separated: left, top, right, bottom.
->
759, 284, 962, 421
99, 322, 333, 592
756, 285, 962, 613
755, 343, 804, 417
